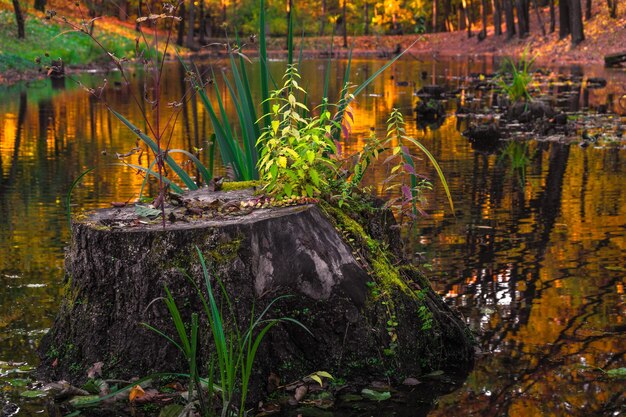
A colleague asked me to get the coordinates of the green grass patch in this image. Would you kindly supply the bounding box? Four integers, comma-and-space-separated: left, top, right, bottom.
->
0, 10, 137, 73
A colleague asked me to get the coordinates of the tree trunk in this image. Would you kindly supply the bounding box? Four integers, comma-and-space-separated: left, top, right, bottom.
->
135, 0, 143, 32
608, 0, 617, 18
34, 0, 46, 12
443, 0, 453, 31
585, 0, 591, 19
516, 0, 529, 37
12, 0, 25, 39
118, 0, 128, 20
186, 0, 195, 49
433, 0, 439, 32
532, 0, 546, 35
319, 0, 326, 35
492, 0, 503, 35
549, 0, 555, 32
468, 0, 476, 34
342, 0, 347, 47
364, 1, 370, 35
559, 0, 571, 38
199, 0, 205, 45
462, 0, 473, 37
504, 0, 516, 39
569, 0, 585, 45
176, 1, 185, 47
480, 0, 488, 38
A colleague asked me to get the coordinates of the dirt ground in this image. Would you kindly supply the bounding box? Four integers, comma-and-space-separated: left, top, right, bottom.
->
264, 3, 625, 66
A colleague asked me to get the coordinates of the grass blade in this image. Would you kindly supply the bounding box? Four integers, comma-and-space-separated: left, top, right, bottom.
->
112, 163, 184, 194
66, 167, 95, 229
110, 109, 198, 190
259, 0, 270, 130
168, 149, 212, 186
404, 136, 455, 214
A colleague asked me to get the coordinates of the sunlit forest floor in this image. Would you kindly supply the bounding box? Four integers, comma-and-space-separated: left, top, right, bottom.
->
0, 1, 624, 85
263, 2, 626, 66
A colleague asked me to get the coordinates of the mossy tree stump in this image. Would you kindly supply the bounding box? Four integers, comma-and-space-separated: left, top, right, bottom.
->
38, 188, 474, 402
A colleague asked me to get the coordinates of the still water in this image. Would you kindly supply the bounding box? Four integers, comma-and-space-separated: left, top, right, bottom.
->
0, 56, 624, 416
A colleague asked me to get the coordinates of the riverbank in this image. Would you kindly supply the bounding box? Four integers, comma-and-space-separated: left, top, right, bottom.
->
1, 2, 624, 86
261, 2, 625, 66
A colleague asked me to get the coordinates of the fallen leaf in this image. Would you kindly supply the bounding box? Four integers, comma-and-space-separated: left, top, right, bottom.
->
402, 377, 421, 386
360, 388, 391, 401
20, 390, 47, 398
294, 385, 308, 402
129, 384, 145, 402
159, 404, 185, 417
87, 362, 104, 378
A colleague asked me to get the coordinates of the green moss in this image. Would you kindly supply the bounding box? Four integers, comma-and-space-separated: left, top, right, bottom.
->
207, 236, 243, 264
221, 180, 261, 191
320, 202, 411, 295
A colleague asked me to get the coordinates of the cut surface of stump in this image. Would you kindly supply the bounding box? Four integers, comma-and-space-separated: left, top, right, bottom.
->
38, 188, 474, 402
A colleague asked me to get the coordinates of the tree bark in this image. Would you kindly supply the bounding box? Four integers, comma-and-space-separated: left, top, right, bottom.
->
585, 0, 591, 20
516, 0, 529, 37
177, 1, 185, 47
342, 0, 347, 47
364, 0, 370, 35
532, 0, 546, 35
492, 0, 503, 35
12, 0, 25, 39
607, 0, 617, 18
433, 0, 439, 32
135, 0, 143, 32
559, 0, 571, 38
186, 0, 195, 49
549, 0, 555, 32
319, 0, 326, 35
480, 0, 488, 38
34, 0, 46, 12
569, 0, 585, 45
443, 0, 453, 31
504, 0, 516, 39
462, 0, 473, 37
199, 0, 205, 45
118, 0, 128, 20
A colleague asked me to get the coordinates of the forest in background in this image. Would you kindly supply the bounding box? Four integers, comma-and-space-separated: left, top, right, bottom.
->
4, 0, 621, 47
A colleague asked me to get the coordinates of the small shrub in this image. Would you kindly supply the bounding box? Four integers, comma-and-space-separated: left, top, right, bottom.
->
498, 49, 537, 103
257, 65, 336, 199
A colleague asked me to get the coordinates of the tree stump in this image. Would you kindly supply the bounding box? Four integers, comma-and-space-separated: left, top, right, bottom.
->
38, 188, 474, 402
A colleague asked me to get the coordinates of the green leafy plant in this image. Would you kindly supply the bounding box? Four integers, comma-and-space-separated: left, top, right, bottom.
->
497, 48, 537, 103
382, 109, 454, 220
189, 0, 417, 182
145, 247, 311, 417
257, 65, 336, 199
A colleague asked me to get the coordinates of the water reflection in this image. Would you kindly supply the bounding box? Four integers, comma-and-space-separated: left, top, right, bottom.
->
0, 56, 624, 416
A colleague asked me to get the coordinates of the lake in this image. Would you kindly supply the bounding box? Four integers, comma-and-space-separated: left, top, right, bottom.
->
0, 55, 624, 416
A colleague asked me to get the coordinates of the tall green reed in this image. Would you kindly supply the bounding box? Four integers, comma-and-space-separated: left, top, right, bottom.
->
189, 0, 417, 182
145, 246, 310, 417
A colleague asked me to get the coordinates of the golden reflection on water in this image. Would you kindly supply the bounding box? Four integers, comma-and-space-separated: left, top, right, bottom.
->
0, 57, 624, 415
